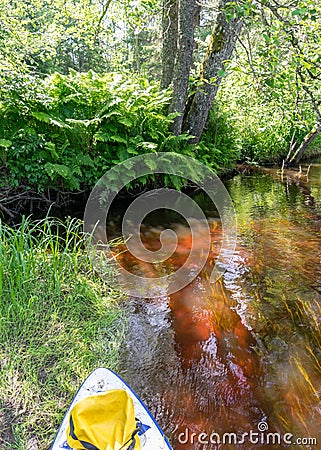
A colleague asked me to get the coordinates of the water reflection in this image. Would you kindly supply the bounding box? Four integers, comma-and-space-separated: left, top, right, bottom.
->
112, 169, 321, 449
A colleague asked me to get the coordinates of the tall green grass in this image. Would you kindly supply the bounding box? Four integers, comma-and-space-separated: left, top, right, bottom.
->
0, 217, 126, 449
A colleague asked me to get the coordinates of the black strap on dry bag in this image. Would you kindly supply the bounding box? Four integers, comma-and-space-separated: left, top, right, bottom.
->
69, 415, 100, 450
69, 415, 142, 450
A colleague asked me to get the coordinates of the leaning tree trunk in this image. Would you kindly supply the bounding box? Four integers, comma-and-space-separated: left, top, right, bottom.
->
183, 0, 243, 143
287, 122, 321, 164
168, 0, 196, 135
161, 0, 179, 89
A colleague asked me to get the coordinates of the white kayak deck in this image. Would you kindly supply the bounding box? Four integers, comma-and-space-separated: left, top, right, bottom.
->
50, 367, 172, 450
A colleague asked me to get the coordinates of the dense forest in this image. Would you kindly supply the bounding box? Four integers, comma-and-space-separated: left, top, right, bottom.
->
1, 0, 321, 219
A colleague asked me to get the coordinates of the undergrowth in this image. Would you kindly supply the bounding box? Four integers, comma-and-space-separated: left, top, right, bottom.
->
0, 217, 126, 449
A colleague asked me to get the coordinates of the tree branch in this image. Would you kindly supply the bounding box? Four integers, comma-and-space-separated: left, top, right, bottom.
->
94, 0, 112, 43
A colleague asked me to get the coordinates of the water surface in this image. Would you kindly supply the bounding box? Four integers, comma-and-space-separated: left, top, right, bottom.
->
112, 166, 321, 449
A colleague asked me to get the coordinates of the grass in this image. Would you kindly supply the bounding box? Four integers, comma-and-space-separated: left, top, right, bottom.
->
0, 217, 126, 449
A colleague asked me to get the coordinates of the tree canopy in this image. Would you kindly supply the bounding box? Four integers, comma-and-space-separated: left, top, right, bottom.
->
0, 0, 320, 208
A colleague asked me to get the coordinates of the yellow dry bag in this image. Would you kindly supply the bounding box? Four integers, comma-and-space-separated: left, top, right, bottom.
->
66, 389, 141, 450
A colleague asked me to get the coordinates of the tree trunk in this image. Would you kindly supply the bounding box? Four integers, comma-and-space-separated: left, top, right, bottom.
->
183, 0, 243, 143
134, 33, 141, 73
169, 0, 196, 135
161, 0, 179, 89
191, 3, 201, 70
287, 122, 321, 164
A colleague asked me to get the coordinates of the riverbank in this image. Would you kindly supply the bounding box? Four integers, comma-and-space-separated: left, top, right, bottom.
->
0, 217, 126, 449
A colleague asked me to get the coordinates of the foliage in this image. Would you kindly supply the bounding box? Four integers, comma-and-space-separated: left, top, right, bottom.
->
222, 0, 321, 163
215, 71, 297, 163
1, 0, 321, 196
213, 6, 320, 165
0, 0, 162, 76
0, 217, 126, 449
0, 0, 106, 74
0, 70, 182, 191
197, 106, 241, 171
0, 68, 238, 194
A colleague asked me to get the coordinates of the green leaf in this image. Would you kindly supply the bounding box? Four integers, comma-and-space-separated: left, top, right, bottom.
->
94, 131, 110, 142
137, 141, 157, 150
49, 118, 70, 128
100, 111, 121, 119
263, 33, 270, 44
73, 154, 94, 166
265, 78, 275, 88
0, 139, 12, 148
32, 111, 51, 123
32, 112, 70, 129
110, 135, 127, 144
118, 117, 134, 127
144, 159, 157, 171
292, 7, 308, 16
44, 142, 59, 160
127, 147, 139, 155
45, 163, 69, 179
217, 69, 229, 78
66, 118, 101, 127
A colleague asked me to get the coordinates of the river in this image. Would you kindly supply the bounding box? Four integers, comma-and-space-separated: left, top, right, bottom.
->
108, 165, 321, 449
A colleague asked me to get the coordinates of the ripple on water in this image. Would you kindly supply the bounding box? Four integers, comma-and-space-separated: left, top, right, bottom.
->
113, 169, 321, 448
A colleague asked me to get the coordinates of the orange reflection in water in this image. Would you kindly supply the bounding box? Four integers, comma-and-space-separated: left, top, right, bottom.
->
108, 210, 321, 448
103, 172, 321, 448
112, 222, 268, 448
235, 216, 321, 443
168, 277, 266, 449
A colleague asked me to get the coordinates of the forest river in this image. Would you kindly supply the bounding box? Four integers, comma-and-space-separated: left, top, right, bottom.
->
106, 165, 321, 449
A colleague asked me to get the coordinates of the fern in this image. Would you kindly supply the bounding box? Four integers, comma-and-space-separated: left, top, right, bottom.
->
1, 70, 198, 192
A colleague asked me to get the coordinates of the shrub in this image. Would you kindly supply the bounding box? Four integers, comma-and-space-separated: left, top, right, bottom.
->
0, 71, 177, 191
